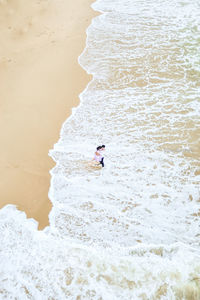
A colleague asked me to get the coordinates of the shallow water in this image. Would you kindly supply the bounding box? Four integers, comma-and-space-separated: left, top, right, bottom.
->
0, 0, 200, 299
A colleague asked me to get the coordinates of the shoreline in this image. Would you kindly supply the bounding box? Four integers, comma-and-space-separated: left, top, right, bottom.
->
0, 0, 97, 229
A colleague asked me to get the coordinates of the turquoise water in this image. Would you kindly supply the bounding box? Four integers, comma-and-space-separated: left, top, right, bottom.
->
0, 0, 200, 298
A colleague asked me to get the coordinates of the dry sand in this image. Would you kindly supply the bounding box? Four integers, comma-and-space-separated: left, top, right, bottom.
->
0, 0, 97, 229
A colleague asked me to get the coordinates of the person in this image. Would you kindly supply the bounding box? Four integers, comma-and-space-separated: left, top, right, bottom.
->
93, 146, 103, 165
99, 145, 105, 167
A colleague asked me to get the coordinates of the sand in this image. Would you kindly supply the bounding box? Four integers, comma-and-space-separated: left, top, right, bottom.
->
0, 0, 97, 229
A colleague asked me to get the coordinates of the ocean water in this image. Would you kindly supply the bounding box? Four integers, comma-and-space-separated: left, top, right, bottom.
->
1, 0, 200, 299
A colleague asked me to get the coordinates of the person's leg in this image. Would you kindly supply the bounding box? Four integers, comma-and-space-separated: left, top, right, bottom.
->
100, 157, 104, 167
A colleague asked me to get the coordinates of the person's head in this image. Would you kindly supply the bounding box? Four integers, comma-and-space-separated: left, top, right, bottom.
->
101, 145, 105, 150
97, 146, 102, 151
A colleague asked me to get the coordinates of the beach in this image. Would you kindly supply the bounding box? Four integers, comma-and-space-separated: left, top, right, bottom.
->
0, 0, 200, 298
0, 0, 96, 229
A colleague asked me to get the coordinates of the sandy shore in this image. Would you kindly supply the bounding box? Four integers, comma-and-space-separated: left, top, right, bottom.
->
0, 0, 97, 229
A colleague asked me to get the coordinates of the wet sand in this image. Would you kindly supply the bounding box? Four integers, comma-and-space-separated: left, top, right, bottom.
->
0, 0, 97, 229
